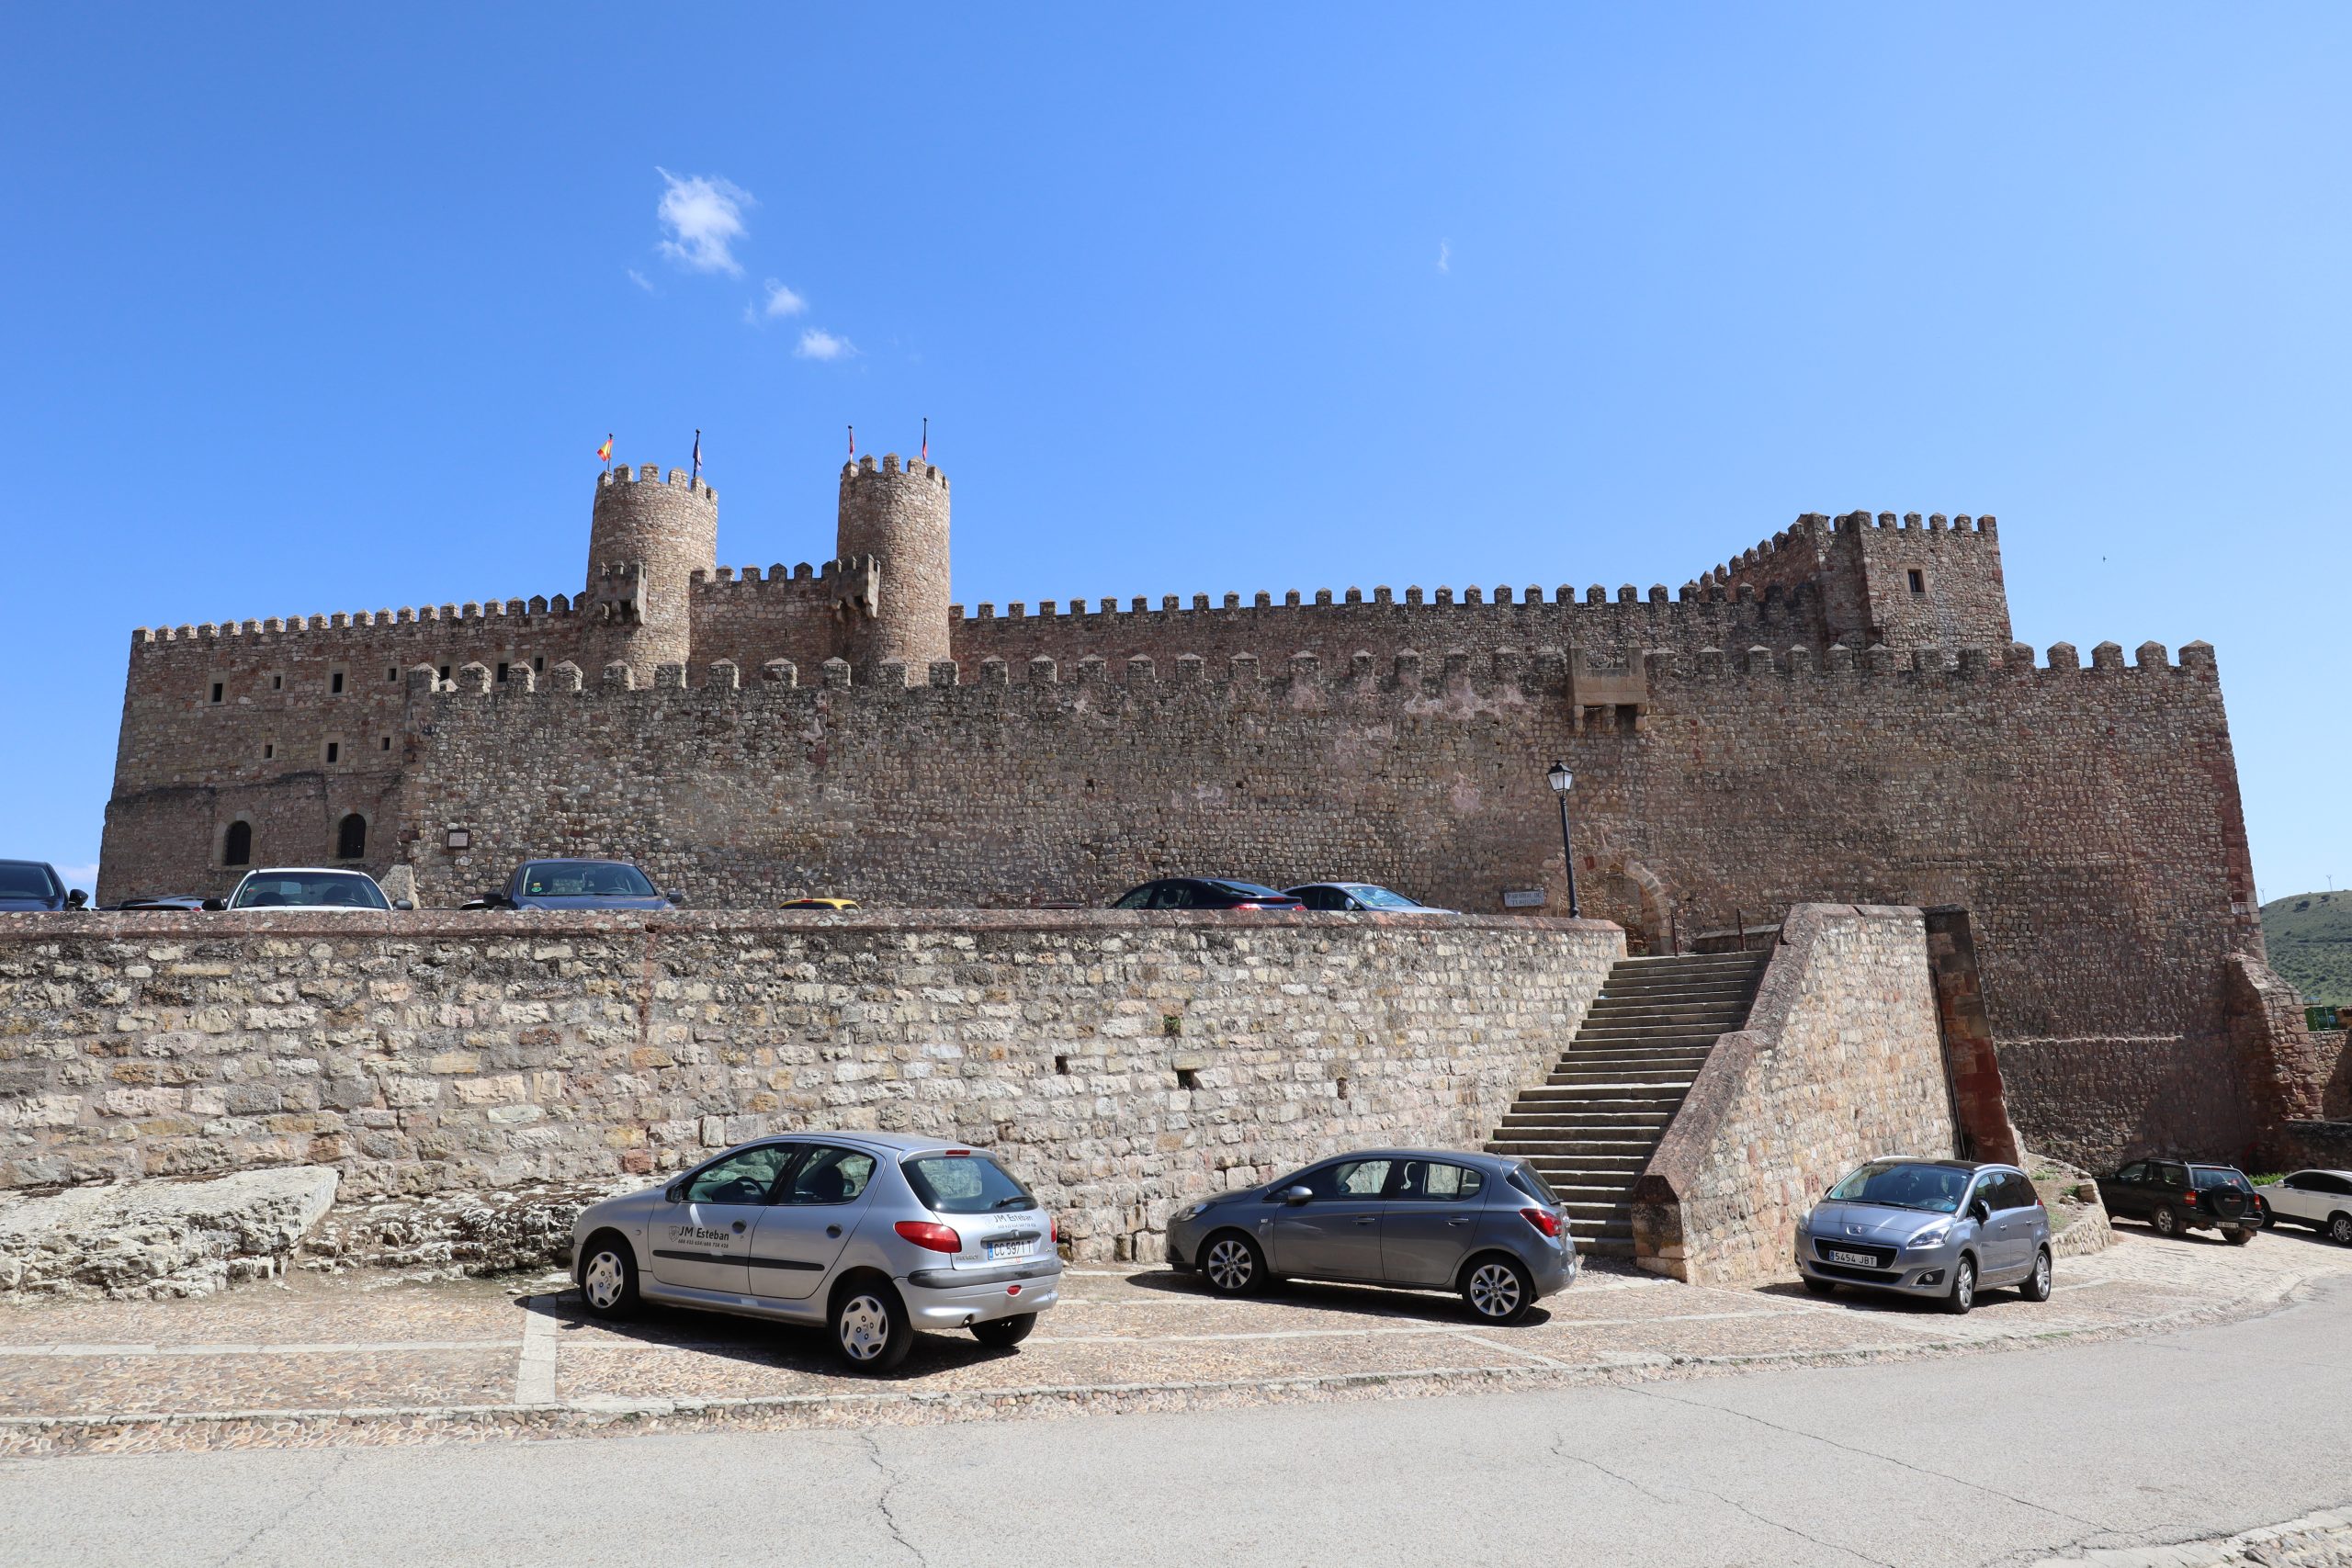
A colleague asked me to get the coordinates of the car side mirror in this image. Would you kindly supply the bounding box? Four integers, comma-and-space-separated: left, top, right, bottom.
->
1969, 1200, 1991, 1224
664, 892, 684, 906
1281, 1186, 1313, 1206
201, 897, 226, 912
66, 889, 88, 910
392, 899, 414, 911
665, 1181, 685, 1203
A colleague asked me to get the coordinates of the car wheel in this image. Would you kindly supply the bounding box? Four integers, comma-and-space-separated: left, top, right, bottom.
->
1462, 1256, 1534, 1325
2151, 1204, 2179, 1237
831, 1279, 914, 1373
2020, 1247, 2053, 1302
577, 1233, 639, 1319
972, 1314, 1035, 1349
1201, 1232, 1267, 1296
1942, 1255, 1976, 1315
1801, 1277, 1838, 1297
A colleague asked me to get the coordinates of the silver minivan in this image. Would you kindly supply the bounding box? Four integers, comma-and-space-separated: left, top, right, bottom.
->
1795, 1158, 2052, 1314
571, 1133, 1060, 1372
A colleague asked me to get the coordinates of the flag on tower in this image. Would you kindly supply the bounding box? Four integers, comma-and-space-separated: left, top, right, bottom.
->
595, 434, 613, 467
921, 416, 928, 463
847, 424, 855, 458
692, 429, 702, 480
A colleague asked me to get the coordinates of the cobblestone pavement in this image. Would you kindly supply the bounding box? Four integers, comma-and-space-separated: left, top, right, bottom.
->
3, 1225, 2346, 1457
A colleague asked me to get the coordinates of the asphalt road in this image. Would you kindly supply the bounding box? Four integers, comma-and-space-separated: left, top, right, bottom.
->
7, 1276, 2350, 1568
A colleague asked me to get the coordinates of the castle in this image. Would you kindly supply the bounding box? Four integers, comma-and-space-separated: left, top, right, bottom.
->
100, 451, 2307, 1167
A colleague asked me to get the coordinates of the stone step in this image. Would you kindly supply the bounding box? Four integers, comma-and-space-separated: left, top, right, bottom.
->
1571, 1022, 1745, 1043
1487, 1133, 1658, 1152
1485, 1147, 1647, 1170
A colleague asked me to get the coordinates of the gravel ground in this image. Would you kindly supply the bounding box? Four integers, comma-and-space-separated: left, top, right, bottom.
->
2, 1224, 2346, 1457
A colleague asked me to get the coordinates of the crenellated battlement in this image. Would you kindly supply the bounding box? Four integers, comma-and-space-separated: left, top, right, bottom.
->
839, 452, 948, 491
596, 461, 718, 504
414, 637, 2220, 711
688, 554, 881, 593
130, 593, 586, 648
945, 579, 1821, 621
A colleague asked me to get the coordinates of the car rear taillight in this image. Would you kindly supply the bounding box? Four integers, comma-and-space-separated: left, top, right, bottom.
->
1521, 1207, 1562, 1238
1049, 1216, 1058, 1245
2183, 1190, 2197, 1206
895, 1221, 963, 1253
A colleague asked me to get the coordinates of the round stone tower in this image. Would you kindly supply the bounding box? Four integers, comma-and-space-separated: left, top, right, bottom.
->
834, 453, 951, 672
585, 462, 718, 676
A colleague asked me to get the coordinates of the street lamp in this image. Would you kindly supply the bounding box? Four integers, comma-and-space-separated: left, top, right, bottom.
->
1547, 761, 1579, 919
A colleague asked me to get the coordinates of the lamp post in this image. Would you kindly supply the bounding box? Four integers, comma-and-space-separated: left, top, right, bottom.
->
1547, 761, 1579, 919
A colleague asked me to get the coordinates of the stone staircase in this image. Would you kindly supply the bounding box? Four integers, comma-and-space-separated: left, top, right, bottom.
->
1486, 950, 1772, 1257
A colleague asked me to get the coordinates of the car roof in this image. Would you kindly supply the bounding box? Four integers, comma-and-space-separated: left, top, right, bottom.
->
2290, 1168, 2352, 1179
239, 866, 376, 877
742, 1130, 982, 1155
518, 858, 637, 867
0, 860, 55, 870
1296, 1147, 1514, 1167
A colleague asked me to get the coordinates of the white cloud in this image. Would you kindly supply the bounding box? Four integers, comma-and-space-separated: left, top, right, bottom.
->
795, 328, 854, 361
626, 267, 655, 293
1437, 240, 1451, 274
654, 168, 753, 276
760, 278, 806, 318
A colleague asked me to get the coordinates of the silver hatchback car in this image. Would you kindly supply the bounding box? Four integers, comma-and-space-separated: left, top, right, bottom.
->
1163, 1149, 1576, 1324
1796, 1157, 2052, 1314
571, 1133, 1061, 1372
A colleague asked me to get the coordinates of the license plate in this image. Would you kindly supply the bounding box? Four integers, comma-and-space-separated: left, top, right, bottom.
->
986, 1239, 1030, 1260
1827, 1249, 1877, 1268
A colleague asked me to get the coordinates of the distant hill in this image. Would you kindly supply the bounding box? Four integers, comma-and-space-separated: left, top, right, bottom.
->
2261, 892, 2352, 1010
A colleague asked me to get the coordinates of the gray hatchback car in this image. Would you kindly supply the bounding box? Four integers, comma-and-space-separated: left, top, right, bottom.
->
571, 1133, 1060, 1373
1163, 1149, 1576, 1324
1796, 1157, 2052, 1314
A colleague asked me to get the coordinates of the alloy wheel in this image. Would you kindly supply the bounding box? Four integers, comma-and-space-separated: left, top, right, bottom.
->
2153, 1206, 2177, 1237
1204, 1238, 1255, 1292
583, 1250, 626, 1311
1467, 1261, 1524, 1320
2032, 1250, 2052, 1298
2332, 1214, 2352, 1247
838, 1294, 892, 1362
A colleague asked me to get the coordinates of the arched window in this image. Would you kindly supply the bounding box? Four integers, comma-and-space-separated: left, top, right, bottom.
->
335, 813, 367, 860
223, 820, 253, 867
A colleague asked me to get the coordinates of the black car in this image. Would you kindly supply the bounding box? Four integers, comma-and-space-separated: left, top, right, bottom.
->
2096, 1159, 2265, 1243
0, 861, 86, 912
1283, 882, 1451, 914
463, 859, 681, 911
1110, 878, 1306, 911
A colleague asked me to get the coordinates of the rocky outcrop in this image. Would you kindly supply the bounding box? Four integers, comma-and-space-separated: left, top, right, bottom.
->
299, 1179, 635, 1278
0, 1168, 337, 1299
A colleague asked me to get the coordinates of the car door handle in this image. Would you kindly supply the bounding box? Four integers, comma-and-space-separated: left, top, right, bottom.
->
827, 1225, 842, 1238
1355, 1216, 1377, 1226
1447, 1217, 1472, 1227
732, 1221, 746, 1234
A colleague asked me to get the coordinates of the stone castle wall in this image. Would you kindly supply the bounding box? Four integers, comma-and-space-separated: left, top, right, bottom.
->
0, 910, 1623, 1261
389, 637, 2256, 1171
1631, 904, 1958, 1285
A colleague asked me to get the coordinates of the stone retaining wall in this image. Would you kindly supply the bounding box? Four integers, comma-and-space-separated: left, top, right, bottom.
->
0, 910, 1622, 1261
1629, 904, 1959, 1285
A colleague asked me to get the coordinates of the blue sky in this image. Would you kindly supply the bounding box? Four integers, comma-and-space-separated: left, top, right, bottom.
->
5, 6, 2347, 900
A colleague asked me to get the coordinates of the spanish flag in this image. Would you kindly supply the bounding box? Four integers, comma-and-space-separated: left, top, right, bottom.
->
595, 434, 614, 466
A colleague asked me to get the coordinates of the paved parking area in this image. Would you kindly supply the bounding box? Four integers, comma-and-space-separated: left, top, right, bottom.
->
4, 1225, 2347, 1456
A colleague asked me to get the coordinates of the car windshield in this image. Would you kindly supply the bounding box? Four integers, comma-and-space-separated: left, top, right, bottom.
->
0, 863, 61, 897
1346, 886, 1421, 910
900, 1153, 1037, 1214
1209, 880, 1285, 897
230, 873, 390, 909
1827, 1160, 1971, 1213
2191, 1167, 2250, 1190
520, 862, 654, 897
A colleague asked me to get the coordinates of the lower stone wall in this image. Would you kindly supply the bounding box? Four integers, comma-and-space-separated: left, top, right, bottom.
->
0, 910, 1622, 1262
1996, 1035, 2258, 1171
1629, 904, 1959, 1285
2312, 1031, 2351, 1119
